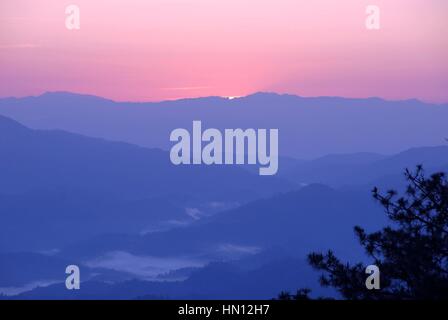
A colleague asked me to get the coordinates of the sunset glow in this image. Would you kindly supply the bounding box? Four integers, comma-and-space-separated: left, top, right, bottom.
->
1, 0, 447, 102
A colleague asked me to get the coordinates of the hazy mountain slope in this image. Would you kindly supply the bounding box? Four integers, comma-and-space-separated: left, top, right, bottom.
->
0, 115, 291, 198
282, 146, 448, 187
0, 115, 294, 251
56, 144, 448, 263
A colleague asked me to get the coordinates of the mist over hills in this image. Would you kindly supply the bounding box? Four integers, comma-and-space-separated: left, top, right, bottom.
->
56, 183, 386, 264
7, 258, 335, 300
1, 92, 447, 159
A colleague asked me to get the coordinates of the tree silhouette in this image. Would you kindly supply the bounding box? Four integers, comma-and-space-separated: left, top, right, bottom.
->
277, 289, 313, 300
281, 166, 448, 300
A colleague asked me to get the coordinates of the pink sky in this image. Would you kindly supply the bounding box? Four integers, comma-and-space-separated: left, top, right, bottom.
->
1, 0, 447, 102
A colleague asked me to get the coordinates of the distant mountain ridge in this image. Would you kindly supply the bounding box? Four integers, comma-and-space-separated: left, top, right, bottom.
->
1, 92, 447, 158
